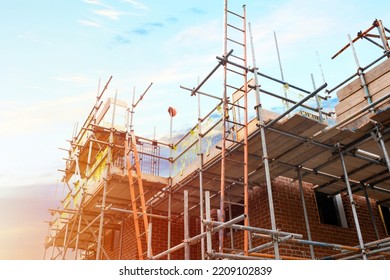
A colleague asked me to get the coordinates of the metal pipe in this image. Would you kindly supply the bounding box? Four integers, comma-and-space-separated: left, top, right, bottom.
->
73, 76, 112, 144
316, 162, 374, 193
332, 23, 376, 59
228, 195, 234, 250
208, 220, 302, 239
338, 144, 367, 260
119, 215, 124, 259
375, 19, 390, 55
133, 82, 153, 108
167, 108, 174, 260
311, 73, 323, 123
197, 89, 205, 260
129, 86, 136, 131
184, 190, 190, 260
274, 31, 290, 115
348, 34, 374, 108
74, 207, 83, 260
312, 91, 390, 138
108, 206, 168, 219
79, 213, 102, 235
249, 22, 280, 259
147, 223, 152, 259
83, 217, 111, 260
327, 72, 360, 96
249, 241, 275, 253
362, 35, 385, 49
324, 237, 390, 260
172, 138, 199, 164
297, 167, 315, 259
50, 224, 59, 260
191, 49, 233, 97
210, 252, 265, 260
362, 186, 380, 239
96, 92, 117, 260
136, 135, 171, 147
199, 101, 223, 122
205, 191, 212, 258
341, 245, 390, 260
151, 213, 247, 260
365, 236, 390, 247
274, 31, 285, 82
372, 126, 390, 172
266, 83, 327, 127
172, 101, 221, 148
249, 235, 293, 253
256, 71, 311, 95
252, 233, 359, 252
180, 85, 223, 101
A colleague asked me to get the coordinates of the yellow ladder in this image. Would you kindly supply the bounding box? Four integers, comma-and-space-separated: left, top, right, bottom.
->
124, 132, 149, 259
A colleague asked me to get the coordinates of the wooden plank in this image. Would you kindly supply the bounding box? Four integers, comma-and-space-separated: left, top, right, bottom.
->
336, 75, 390, 118
371, 106, 390, 125
262, 115, 323, 159
248, 115, 305, 158
336, 88, 390, 130
337, 58, 390, 102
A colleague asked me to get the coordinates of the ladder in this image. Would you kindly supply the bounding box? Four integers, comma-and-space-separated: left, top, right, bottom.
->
219, 1, 250, 255
124, 131, 150, 260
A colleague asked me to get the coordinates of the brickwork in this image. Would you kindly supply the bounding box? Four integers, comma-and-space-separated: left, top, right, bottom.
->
102, 177, 388, 260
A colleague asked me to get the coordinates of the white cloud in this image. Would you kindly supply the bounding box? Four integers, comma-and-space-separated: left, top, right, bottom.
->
78, 19, 101, 28
122, 0, 148, 10
82, 0, 111, 9
94, 9, 123, 20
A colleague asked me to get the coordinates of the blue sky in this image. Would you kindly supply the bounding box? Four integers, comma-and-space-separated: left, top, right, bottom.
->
1, 0, 390, 259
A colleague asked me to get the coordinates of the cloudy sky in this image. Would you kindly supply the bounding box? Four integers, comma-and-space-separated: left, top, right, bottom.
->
1, 0, 390, 259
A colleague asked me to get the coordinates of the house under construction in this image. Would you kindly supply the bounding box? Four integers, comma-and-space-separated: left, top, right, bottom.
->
44, 3, 390, 260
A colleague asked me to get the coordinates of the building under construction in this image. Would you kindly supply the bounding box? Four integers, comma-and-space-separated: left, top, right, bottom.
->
44, 3, 390, 260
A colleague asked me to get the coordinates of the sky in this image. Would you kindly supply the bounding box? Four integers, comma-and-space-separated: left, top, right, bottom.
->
1, 0, 390, 260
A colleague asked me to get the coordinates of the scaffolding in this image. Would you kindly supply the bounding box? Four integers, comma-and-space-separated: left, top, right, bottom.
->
44, 3, 390, 260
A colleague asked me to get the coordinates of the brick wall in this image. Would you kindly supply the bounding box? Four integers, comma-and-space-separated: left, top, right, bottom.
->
102, 176, 388, 260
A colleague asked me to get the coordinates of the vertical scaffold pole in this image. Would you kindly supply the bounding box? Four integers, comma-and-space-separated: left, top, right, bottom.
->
197, 89, 205, 260
50, 222, 59, 260
119, 215, 124, 259
371, 125, 390, 172
205, 191, 212, 258
96, 91, 117, 259
62, 223, 69, 259
337, 143, 367, 260
74, 199, 84, 260
362, 186, 380, 240
167, 107, 176, 260
274, 31, 290, 115
147, 223, 153, 259
375, 19, 390, 56
348, 34, 374, 110
249, 22, 280, 259
297, 167, 315, 259
310, 73, 323, 123
184, 190, 190, 259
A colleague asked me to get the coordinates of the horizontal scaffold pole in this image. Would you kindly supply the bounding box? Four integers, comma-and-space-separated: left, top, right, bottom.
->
266, 83, 327, 127
151, 214, 247, 260
191, 49, 233, 97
